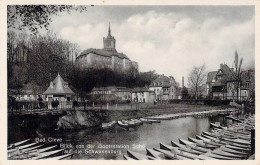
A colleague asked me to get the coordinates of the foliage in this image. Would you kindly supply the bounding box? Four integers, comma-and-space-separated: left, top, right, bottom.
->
8, 5, 88, 34
181, 86, 190, 99
8, 32, 159, 96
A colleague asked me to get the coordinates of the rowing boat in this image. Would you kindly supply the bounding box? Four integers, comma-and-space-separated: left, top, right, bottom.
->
146, 148, 164, 159
31, 149, 64, 160
203, 152, 235, 160
123, 154, 135, 160
140, 118, 152, 124
170, 141, 203, 155
212, 149, 243, 159
219, 146, 248, 156
8, 143, 38, 153
102, 121, 116, 131
117, 121, 130, 129
127, 150, 156, 160
44, 153, 73, 160
188, 137, 218, 149
153, 148, 192, 160
178, 138, 210, 153
8, 139, 30, 149
195, 135, 222, 147
159, 143, 200, 159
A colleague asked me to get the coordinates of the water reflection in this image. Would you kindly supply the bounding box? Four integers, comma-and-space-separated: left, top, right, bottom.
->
49, 115, 224, 160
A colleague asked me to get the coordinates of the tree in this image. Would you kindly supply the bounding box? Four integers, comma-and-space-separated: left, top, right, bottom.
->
232, 51, 243, 101
8, 5, 88, 34
181, 86, 189, 99
188, 64, 206, 100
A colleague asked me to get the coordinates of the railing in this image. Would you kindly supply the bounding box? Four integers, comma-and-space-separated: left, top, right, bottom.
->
8, 101, 74, 114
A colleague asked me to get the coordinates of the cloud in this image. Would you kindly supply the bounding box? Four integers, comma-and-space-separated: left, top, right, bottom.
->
56, 10, 254, 85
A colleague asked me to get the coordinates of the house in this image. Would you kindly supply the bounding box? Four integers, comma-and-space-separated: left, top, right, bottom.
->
43, 73, 75, 109
91, 86, 131, 101
131, 87, 155, 103
9, 83, 44, 101
206, 64, 253, 101
149, 75, 178, 101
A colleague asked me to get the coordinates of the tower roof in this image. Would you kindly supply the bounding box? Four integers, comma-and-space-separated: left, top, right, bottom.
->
43, 74, 74, 95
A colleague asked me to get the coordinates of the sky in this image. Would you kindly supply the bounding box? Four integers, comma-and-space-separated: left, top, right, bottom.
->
49, 6, 255, 85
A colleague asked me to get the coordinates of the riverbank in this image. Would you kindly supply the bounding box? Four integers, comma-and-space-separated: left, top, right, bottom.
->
101, 104, 239, 122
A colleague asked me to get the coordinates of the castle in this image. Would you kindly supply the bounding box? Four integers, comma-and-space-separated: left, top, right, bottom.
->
75, 24, 138, 71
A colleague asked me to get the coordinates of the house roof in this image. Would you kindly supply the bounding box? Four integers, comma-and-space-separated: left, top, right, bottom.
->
77, 48, 129, 60
43, 74, 75, 95
131, 87, 154, 93
207, 71, 217, 83
150, 75, 177, 87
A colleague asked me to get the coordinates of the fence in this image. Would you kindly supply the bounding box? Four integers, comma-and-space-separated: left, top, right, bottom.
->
8, 101, 74, 114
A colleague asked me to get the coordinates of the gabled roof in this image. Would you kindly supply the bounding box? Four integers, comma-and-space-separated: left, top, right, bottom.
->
207, 71, 217, 83
150, 75, 177, 87
77, 48, 129, 60
43, 74, 74, 95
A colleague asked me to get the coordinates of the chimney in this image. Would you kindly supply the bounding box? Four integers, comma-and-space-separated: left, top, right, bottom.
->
182, 76, 184, 88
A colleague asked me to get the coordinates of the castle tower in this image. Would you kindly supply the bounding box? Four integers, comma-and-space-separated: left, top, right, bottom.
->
103, 23, 117, 52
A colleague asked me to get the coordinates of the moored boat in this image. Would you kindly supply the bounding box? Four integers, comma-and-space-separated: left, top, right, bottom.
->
102, 121, 116, 131
127, 150, 156, 160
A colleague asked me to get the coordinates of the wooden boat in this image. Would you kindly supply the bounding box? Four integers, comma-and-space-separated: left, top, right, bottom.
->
8, 139, 30, 149
31, 149, 64, 160
159, 143, 198, 159
146, 148, 164, 159
219, 146, 248, 156
210, 123, 225, 129
29, 145, 57, 154
201, 134, 250, 149
8, 144, 44, 157
102, 121, 116, 131
188, 137, 218, 149
140, 118, 161, 123
195, 135, 222, 147
127, 150, 156, 160
140, 118, 152, 124
201, 134, 226, 145
225, 116, 243, 122
212, 149, 243, 159
117, 121, 130, 129
122, 120, 137, 127
202, 131, 236, 139
225, 144, 250, 153
203, 152, 235, 160
8, 143, 38, 153
178, 138, 210, 153
170, 141, 203, 155
44, 153, 73, 160
197, 154, 217, 160
123, 154, 135, 160
221, 138, 251, 146
131, 119, 143, 126
153, 148, 192, 160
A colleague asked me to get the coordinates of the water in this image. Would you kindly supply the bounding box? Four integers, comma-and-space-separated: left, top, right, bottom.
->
44, 115, 225, 160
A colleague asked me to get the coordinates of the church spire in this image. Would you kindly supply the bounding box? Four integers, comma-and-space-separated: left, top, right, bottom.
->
108, 22, 111, 37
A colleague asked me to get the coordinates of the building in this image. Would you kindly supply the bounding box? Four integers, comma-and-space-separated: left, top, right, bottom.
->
43, 73, 75, 108
206, 64, 253, 101
91, 86, 131, 101
131, 87, 155, 103
149, 75, 178, 101
75, 24, 138, 72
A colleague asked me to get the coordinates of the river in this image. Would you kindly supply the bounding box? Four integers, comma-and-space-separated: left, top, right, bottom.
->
43, 114, 228, 160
